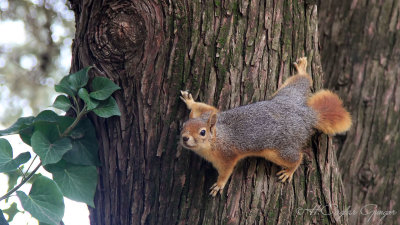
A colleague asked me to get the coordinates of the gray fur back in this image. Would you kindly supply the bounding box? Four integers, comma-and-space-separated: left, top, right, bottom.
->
215, 77, 317, 161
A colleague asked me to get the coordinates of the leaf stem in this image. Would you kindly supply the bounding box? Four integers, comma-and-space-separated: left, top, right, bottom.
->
0, 162, 41, 202
70, 105, 78, 115
0, 104, 87, 202
72, 96, 80, 114
25, 155, 38, 177
18, 167, 26, 179
61, 105, 87, 137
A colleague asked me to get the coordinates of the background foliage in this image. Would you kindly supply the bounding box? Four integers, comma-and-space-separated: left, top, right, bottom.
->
0, 66, 121, 225
0, 0, 74, 125
0, 1, 87, 224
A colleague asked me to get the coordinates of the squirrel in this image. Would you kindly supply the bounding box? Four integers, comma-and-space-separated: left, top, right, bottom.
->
180, 57, 352, 197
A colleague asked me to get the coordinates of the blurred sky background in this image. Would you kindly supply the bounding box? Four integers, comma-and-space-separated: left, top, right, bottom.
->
0, 0, 89, 224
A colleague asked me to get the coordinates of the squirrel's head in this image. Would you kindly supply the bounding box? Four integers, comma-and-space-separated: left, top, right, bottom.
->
180, 113, 217, 151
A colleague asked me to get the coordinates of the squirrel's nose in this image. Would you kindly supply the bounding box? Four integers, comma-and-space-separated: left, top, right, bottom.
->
182, 136, 189, 142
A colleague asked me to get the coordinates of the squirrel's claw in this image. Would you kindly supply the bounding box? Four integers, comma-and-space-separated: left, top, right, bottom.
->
180, 90, 192, 100
180, 90, 195, 109
277, 169, 294, 183
180, 90, 187, 97
293, 57, 307, 74
209, 183, 224, 197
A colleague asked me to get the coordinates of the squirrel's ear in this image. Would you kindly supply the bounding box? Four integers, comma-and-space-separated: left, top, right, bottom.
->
208, 113, 217, 130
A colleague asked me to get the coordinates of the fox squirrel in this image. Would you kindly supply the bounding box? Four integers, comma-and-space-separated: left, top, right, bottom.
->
180, 57, 352, 197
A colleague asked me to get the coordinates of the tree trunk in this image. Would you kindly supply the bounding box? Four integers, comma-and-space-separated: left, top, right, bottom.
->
69, 0, 348, 224
319, 1, 400, 224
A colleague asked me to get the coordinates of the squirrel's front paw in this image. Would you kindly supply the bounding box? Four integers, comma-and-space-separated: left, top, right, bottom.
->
209, 182, 225, 197
180, 90, 195, 108
293, 57, 307, 74
276, 169, 294, 183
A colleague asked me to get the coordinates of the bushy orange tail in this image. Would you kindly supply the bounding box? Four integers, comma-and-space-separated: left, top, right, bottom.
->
307, 90, 352, 135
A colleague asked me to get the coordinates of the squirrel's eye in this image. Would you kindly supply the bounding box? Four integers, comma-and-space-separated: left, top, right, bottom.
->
200, 129, 206, 136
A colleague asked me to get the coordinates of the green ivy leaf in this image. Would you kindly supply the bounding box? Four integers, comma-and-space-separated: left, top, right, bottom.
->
0, 209, 9, 225
16, 175, 64, 225
35, 123, 62, 146
19, 126, 34, 146
53, 95, 71, 112
89, 77, 120, 100
16, 111, 60, 146
62, 118, 99, 166
67, 67, 91, 91
78, 88, 99, 111
0, 139, 31, 172
26, 173, 42, 185
34, 110, 60, 123
92, 97, 121, 118
64, 137, 99, 166
0, 117, 34, 136
45, 161, 97, 207
31, 131, 72, 165
2, 202, 20, 222
55, 76, 76, 97
55, 67, 92, 97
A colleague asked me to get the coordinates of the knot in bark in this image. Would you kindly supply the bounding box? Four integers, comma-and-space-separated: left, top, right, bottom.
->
89, 3, 146, 63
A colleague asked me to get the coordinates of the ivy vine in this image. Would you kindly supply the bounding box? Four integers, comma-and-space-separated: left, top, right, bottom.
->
0, 67, 120, 225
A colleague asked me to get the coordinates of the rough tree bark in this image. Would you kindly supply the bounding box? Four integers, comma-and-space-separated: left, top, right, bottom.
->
319, 1, 400, 224
68, 0, 348, 224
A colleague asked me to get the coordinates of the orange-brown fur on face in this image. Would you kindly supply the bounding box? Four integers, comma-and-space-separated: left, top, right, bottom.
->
181, 119, 212, 152
307, 90, 352, 135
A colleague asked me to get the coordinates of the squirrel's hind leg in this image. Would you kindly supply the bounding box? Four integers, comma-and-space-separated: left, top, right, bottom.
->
276, 153, 303, 183
293, 57, 308, 74
180, 90, 218, 118
272, 57, 312, 96
260, 149, 303, 183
